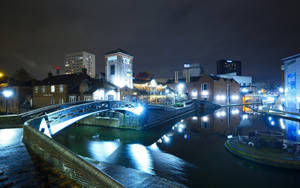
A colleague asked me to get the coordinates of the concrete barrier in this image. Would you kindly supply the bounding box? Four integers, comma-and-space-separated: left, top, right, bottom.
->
22, 125, 124, 188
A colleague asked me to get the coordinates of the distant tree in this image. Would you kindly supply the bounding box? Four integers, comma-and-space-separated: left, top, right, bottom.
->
13, 68, 34, 81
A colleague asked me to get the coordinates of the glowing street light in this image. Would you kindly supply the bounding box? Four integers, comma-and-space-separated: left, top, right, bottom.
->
0, 72, 4, 78
2, 89, 13, 115
191, 90, 198, 98
279, 87, 284, 93
177, 83, 184, 91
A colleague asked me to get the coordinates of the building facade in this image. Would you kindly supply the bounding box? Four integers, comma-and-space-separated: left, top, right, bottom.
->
282, 53, 300, 112
32, 73, 91, 108
105, 49, 133, 89
217, 59, 242, 76
0, 78, 33, 114
83, 78, 119, 101
64, 51, 96, 78
168, 74, 240, 105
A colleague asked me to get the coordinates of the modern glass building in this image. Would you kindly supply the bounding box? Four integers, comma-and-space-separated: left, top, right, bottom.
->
282, 53, 300, 112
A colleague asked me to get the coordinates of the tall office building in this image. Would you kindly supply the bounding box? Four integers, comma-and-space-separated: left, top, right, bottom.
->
105, 49, 133, 88
217, 59, 241, 76
64, 51, 96, 78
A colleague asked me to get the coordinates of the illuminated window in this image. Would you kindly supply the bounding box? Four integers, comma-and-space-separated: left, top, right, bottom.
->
107, 56, 117, 61
34, 87, 38, 94
42, 86, 45, 93
59, 85, 63, 92
69, 96, 76, 102
51, 85, 55, 93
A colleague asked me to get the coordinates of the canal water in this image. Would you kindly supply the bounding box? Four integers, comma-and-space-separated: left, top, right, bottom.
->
53, 106, 300, 187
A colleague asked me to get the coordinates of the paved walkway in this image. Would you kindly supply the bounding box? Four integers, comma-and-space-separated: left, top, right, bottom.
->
0, 128, 80, 188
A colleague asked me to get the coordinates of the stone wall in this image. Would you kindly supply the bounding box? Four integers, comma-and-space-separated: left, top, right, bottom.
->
78, 111, 139, 129
22, 125, 124, 188
0, 115, 23, 128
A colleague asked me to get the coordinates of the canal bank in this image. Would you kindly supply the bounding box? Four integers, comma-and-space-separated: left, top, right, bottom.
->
22, 124, 187, 187
225, 138, 300, 169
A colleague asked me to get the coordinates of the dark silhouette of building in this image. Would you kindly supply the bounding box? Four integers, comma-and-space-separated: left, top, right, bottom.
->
217, 59, 241, 76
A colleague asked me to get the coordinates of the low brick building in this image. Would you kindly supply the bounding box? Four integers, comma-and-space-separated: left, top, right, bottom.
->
168, 74, 240, 105
32, 73, 91, 108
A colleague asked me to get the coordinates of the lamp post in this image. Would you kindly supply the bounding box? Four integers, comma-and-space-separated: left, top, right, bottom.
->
2, 89, 13, 115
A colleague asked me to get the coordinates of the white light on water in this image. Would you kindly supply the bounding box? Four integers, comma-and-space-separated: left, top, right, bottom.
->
216, 111, 226, 118
231, 109, 239, 115
129, 144, 153, 174
163, 135, 170, 143
280, 119, 285, 129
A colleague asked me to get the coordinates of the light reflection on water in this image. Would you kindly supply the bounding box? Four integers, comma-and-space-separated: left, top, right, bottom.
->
88, 141, 120, 162
129, 144, 153, 174
53, 106, 300, 187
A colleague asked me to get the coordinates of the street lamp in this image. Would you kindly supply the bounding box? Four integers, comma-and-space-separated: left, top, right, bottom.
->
2, 89, 13, 115
0, 72, 4, 78
279, 87, 284, 93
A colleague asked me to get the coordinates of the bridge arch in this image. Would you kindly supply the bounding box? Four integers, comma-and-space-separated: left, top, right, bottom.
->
25, 101, 143, 137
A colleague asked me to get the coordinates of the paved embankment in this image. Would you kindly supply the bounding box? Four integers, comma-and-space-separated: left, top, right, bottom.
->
0, 128, 81, 187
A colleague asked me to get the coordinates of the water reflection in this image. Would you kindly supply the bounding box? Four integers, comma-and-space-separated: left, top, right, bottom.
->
129, 144, 153, 174
53, 106, 300, 187
89, 141, 120, 161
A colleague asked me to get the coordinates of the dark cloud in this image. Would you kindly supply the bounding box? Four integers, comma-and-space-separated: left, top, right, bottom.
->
0, 0, 300, 83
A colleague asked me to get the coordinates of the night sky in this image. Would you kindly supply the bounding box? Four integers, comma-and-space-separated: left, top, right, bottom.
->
1, 0, 300, 83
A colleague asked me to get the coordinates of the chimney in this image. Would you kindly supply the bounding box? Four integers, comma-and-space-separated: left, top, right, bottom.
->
186, 69, 190, 83
174, 71, 179, 83
48, 72, 53, 78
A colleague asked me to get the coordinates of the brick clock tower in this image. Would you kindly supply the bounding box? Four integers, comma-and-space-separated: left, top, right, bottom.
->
105, 49, 133, 88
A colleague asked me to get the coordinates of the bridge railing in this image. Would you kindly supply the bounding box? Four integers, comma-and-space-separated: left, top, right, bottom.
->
25, 100, 141, 137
